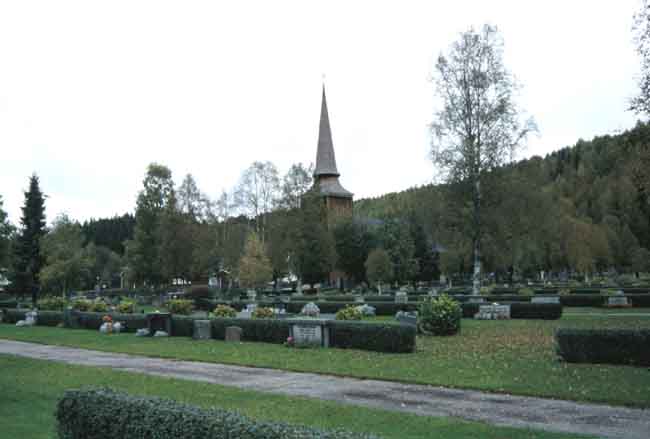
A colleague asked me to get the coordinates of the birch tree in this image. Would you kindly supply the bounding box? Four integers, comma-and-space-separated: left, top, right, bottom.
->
430, 25, 535, 295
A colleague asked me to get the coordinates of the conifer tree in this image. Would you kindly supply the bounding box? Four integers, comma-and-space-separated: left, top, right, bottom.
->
13, 174, 46, 305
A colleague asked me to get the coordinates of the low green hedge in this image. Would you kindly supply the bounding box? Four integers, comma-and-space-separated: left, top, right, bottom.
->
212, 318, 290, 343
362, 295, 395, 302
70, 311, 147, 332
569, 288, 603, 295
0, 300, 18, 309
1, 309, 65, 326
56, 388, 376, 439
559, 295, 605, 307
629, 294, 650, 307
555, 328, 650, 367
328, 321, 416, 353
510, 303, 562, 319
459, 303, 562, 319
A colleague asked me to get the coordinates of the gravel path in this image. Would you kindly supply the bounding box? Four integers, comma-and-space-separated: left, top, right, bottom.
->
1, 339, 649, 439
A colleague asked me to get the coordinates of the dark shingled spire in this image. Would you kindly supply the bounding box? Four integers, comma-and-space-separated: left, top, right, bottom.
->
313, 85, 353, 199
314, 86, 339, 177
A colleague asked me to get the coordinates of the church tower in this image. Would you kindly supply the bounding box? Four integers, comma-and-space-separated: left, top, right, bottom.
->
313, 86, 353, 220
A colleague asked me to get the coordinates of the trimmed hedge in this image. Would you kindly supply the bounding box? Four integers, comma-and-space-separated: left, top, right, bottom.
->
212, 318, 290, 343
328, 321, 416, 353
555, 328, 650, 366
171, 315, 196, 337
71, 311, 147, 332
56, 388, 376, 439
510, 303, 562, 320
0, 300, 18, 309
560, 295, 605, 307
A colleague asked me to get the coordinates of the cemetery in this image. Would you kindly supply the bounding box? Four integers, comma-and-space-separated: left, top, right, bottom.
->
2, 3, 650, 438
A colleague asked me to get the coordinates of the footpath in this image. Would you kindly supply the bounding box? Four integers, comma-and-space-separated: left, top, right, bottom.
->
1, 339, 649, 439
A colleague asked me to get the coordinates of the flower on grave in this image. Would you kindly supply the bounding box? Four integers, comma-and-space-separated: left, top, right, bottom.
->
284, 336, 295, 347
102, 315, 113, 323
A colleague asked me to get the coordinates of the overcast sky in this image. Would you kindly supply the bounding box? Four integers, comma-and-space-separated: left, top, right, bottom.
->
0, 0, 643, 224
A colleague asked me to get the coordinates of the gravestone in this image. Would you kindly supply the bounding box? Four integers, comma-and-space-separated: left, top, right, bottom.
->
531, 296, 560, 304
356, 304, 376, 317
354, 295, 365, 303
225, 326, 242, 342
136, 328, 150, 337
474, 304, 510, 320
394, 291, 408, 304
193, 320, 211, 340
247, 289, 257, 301
153, 330, 169, 337
468, 296, 486, 304
607, 295, 630, 307
147, 312, 172, 336
300, 302, 320, 317
395, 311, 417, 326
289, 320, 328, 347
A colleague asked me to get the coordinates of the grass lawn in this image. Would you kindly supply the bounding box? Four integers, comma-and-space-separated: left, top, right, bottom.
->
0, 354, 591, 439
1, 314, 649, 408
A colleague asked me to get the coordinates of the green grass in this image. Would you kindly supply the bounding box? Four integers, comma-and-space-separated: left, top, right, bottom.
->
1, 314, 650, 408
0, 354, 590, 439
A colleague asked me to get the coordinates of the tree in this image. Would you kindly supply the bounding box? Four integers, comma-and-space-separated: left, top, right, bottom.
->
333, 219, 373, 283
293, 191, 335, 285
279, 163, 313, 210
238, 231, 272, 289
234, 161, 280, 237
158, 191, 193, 284
0, 195, 14, 270
13, 174, 47, 305
177, 173, 212, 222
377, 218, 418, 284
430, 25, 535, 294
365, 248, 393, 294
40, 214, 89, 296
84, 243, 123, 289
408, 216, 439, 283
126, 163, 175, 287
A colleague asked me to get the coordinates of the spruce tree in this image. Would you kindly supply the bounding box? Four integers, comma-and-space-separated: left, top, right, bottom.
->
13, 174, 46, 305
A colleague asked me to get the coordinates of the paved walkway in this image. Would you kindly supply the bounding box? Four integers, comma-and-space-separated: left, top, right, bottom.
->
2, 340, 649, 439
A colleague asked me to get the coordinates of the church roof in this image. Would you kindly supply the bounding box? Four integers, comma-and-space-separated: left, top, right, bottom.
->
314, 86, 340, 177
317, 176, 353, 199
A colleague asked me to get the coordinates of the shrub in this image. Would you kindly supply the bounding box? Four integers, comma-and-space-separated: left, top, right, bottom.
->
252, 307, 274, 319
213, 304, 237, 318
560, 294, 605, 307
37, 296, 67, 311
0, 300, 18, 309
116, 299, 136, 314
335, 305, 363, 321
171, 316, 196, 337
71, 298, 92, 312
56, 388, 376, 439
555, 328, 650, 367
167, 299, 193, 315
518, 287, 534, 296
89, 300, 108, 313
418, 294, 461, 336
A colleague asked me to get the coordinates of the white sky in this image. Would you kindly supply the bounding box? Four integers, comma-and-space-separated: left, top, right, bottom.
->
0, 0, 643, 224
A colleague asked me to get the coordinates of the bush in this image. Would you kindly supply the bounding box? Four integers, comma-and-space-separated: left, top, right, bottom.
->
71, 298, 92, 312
213, 304, 237, 318
0, 300, 18, 309
37, 296, 67, 311
89, 300, 108, 313
560, 294, 605, 307
418, 294, 461, 336
252, 307, 274, 319
116, 299, 136, 314
167, 299, 193, 315
56, 388, 376, 439
171, 316, 196, 337
555, 328, 650, 367
335, 305, 363, 321
327, 321, 416, 353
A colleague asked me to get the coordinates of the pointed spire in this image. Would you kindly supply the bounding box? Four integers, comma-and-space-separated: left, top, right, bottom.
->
314, 85, 340, 177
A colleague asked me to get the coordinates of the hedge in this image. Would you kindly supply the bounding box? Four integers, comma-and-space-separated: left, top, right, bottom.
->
459, 303, 562, 319
510, 303, 562, 319
56, 388, 376, 439
0, 300, 18, 309
210, 318, 415, 353
559, 295, 605, 307
328, 321, 416, 353
555, 328, 650, 366
212, 318, 290, 343
569, 288, 603, 295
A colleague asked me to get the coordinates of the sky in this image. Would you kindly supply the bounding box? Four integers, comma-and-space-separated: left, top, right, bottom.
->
0, 0, 643, 224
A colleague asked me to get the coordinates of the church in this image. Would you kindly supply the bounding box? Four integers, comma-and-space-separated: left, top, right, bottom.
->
313, 86, 353, 220
312, 86, 353, 287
